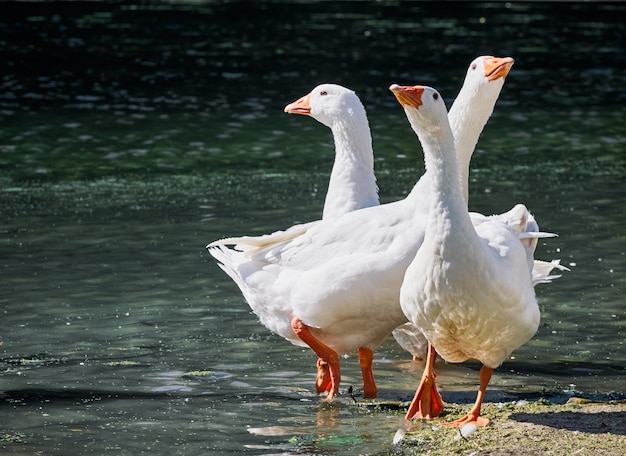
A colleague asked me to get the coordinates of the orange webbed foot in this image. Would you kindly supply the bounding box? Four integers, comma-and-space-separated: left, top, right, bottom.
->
443, 365, 494, 427
316, 358, 332, 394
405, 343, 444, 420
405, 372, 444, 420
443, 413, 490, 428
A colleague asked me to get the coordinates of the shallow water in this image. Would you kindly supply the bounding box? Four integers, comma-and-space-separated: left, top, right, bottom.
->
1, 1, 625, 454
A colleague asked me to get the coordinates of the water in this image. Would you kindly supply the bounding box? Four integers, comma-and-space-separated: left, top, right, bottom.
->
1, 1, 625, 454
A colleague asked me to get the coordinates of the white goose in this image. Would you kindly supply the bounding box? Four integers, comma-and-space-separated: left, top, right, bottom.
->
207, 57, 518, 402
284, 83, 380, 397
392, 55, 517, 361
391, 84, 556, 427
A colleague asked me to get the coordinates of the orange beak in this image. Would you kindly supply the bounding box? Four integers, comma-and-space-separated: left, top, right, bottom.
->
484, 56, 515, 81
390, 84, 424, 109
284, 92, 312, 115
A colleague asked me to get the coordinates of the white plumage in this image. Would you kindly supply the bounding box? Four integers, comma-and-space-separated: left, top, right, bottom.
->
207, 57, 521, 400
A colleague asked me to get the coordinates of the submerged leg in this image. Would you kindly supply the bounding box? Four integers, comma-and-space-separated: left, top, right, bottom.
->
358, 347, 377, 399
443, 365, 494, 427
316, 358, 332, 394
405, 343, 444, 420
291, 317, 341, 400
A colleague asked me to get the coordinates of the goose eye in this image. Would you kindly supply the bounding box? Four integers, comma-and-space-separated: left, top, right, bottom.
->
471, 63, 477, 70
433, 93, 439, 101
320, 90, 328, 96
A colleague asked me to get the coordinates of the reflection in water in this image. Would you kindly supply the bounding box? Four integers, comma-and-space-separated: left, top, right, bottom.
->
1, 1, 625, 454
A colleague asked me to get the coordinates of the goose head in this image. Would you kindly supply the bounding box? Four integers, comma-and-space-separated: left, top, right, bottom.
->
389, 84, 449, 136
456, 55, 514, 107
284, 84, 366, 129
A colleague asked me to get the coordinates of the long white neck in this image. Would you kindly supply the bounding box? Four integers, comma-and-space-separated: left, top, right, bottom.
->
322, 112, 379, 219
411, 109, 475, 251
448, 81, 503, 205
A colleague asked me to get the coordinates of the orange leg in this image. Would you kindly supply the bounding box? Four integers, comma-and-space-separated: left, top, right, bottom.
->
405, 342, 444, 420
316, 358, 332, 394
291, 317, 341, 400
358, 347, 377, 399
443, 365, 493, 428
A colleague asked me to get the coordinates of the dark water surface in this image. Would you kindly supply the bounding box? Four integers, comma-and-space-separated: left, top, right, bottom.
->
1, 1, 625, 454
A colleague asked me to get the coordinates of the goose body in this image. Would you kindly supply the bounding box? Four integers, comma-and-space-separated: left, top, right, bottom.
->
392, 84, 556, 426
209, 191, 423, 397
211, 185, 430, 343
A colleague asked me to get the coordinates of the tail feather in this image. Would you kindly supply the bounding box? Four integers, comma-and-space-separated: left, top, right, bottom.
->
207, 220, 317, 254
207, 245, 244, 285
500, 205, 567, 285
518, 231, 558, 240
532, 259, 570, 285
